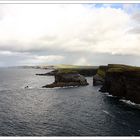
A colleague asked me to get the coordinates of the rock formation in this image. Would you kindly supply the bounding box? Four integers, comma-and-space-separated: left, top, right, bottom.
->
93, 66, 107, 86
94, 64, 140, 104
42, 70, 89, 88
93, 74, 104, 86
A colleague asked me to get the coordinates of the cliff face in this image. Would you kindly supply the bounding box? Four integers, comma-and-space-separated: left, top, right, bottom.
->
43, 72, 89, 88
94, 64, 140, 104
93, 66, 107, 86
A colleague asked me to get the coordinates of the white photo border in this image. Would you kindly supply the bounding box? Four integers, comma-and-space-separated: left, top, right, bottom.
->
0, 1, 139, 140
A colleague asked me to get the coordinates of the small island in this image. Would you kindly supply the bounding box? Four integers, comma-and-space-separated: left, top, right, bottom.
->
42, 69, 89, 88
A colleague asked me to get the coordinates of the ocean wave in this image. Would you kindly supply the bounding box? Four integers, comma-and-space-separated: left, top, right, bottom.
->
103, 110, 110, 115
102, 110, 114, 117
97, 88, 117, 98
102, 92, 117, 98
120, 99, 140, 109
97, 88, 101, 92
47, 85, 79, 89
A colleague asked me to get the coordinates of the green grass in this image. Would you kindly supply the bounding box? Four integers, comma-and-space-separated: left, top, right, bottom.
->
97, 66, 107, 78
54, 64, 98, 69
107, 64, 140, 73
57, 69, 78, 74
54, 64, 98, 75
96, 64, 140, 77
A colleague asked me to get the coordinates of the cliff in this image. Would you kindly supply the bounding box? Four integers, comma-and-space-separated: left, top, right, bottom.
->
93, 65, 107, 86
96, 64, 140, 104
36, 67, 98, 77
42, 70, 89, 88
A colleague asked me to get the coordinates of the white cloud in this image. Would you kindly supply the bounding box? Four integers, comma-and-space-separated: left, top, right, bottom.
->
74, 57, 91, 65
0, 4, 139, 66
19, 55, 64, 65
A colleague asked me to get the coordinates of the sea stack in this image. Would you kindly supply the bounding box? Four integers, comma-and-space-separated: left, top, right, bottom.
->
42, 70, 89, 88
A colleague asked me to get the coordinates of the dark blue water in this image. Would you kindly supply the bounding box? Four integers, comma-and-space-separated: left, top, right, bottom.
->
0, 68, 140, 136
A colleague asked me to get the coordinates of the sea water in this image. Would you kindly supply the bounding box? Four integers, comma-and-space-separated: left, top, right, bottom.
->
0, 68, 140, 136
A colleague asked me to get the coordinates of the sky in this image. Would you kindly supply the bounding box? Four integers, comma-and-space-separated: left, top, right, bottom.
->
0, 4, 140, 67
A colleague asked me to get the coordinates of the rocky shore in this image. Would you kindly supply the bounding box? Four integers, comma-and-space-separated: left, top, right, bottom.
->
42, 70, 89, 88
93, 64, 140, 104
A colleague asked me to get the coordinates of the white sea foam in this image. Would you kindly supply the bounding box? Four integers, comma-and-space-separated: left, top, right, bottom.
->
102, 110, 114, 118
44, 85, 79, 90
103, 92, 116, 98
96, 87, 102, 92
97, 88, 117, 98
120, 99, 140, 109
103, 110, 110, 115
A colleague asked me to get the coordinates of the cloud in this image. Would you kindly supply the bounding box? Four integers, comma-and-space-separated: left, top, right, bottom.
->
123, 4, 140, 13
0, 4, 139, 66
74, 57, 91, 65
18, 55, 64, 65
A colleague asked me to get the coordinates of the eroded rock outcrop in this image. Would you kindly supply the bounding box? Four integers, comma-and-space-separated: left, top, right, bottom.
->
93, 66, 107, 86
42, 71, 89, 88
93, 74, 104, 86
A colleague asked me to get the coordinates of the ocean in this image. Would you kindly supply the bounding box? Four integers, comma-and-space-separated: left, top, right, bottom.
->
0, 68, 140, 136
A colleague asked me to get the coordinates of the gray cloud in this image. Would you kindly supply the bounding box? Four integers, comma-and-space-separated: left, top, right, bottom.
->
131, 12, 140, 22
128, 27, 140, 34
0, 4, 139, 66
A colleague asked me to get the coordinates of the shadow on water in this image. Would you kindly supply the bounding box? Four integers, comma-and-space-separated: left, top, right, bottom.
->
100, 94, 140, 136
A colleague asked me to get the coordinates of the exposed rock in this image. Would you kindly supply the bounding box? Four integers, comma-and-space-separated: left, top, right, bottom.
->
25, 86, 29, 89
96, 65, 108, 78
42, 72, 89, 88
98, 64, 140, 104
93, 74, 104, 86
93, 65, 107, 86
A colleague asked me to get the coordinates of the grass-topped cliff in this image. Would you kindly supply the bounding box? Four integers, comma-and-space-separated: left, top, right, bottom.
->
56, 67, 98, 76
96, 65, 108, 78
94, 64, 140, 104
107, 64, 140, 73
36, 64, 98, 76
96, 64, 140, 77
55, 64, 98, 76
